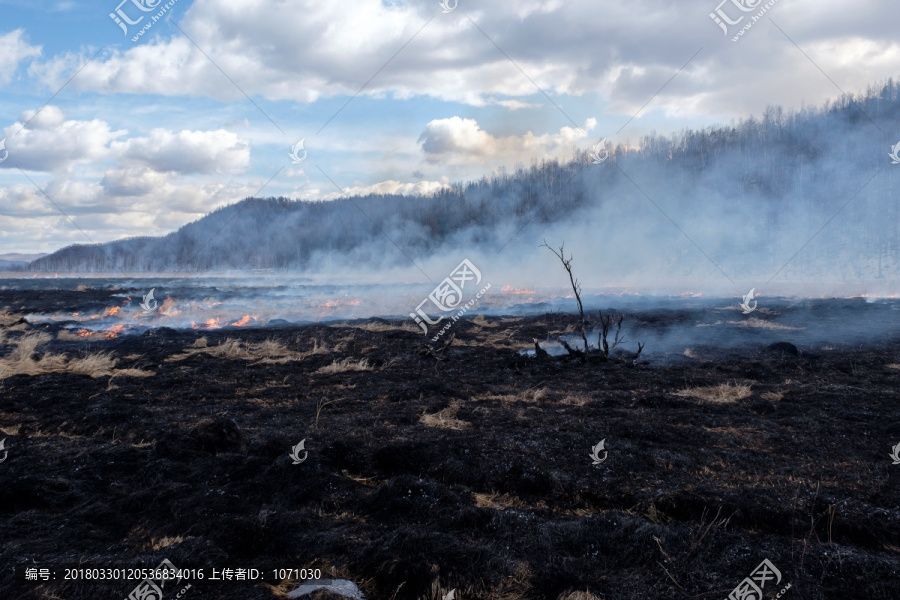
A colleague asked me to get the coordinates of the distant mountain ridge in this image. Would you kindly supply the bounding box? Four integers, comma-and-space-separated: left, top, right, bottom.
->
28, 79, 900, 281
1, 253, 48, 270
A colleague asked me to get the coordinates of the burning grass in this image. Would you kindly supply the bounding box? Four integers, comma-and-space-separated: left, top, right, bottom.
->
674, 382, 753, 404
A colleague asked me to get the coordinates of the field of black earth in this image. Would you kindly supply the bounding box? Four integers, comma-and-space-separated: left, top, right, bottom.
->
1, 295, 899, 599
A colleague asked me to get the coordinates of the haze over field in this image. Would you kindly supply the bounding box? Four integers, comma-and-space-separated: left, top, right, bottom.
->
1, 0, 899, 298
22, 83, 900, 294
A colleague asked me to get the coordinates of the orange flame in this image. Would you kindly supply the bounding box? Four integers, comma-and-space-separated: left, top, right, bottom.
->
231, 314, 254, 327
104, 324, 125, 338
191, 318, 222, 330
501, 285, 536, 295
158, 297, 177, 315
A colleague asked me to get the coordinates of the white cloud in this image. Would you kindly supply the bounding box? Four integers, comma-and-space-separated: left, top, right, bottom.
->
29, 0, 892, 122
418, 116, 595, 166
1, 107, 249, 175
1, 106, 125, 172
0, 29, 41, 85
114, 128, 250, 174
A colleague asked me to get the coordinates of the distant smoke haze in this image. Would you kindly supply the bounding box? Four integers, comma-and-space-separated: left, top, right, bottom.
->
25, 80, 900, 297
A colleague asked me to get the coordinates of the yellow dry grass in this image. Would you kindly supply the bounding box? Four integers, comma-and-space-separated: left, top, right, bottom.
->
557, 592, 603, 600
473, 491, 544, 511
420, 404, 471, 430
315, 358, 372, 374
886, 364, 900, 370
471, 314, 498, 328
169, 337, 306, 364
675, 382, 752, 404
150, 536, 185, 551
349, 321, 419, 333
0, 312, 28, 331
560, 394, 593, 406
0, 332, 153, 380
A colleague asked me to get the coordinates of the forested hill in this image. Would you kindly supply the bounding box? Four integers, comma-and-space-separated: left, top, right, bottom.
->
29, 79, 900, 282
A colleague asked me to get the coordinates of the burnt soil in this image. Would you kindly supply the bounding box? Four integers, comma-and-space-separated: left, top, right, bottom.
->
1, 289, 900, 600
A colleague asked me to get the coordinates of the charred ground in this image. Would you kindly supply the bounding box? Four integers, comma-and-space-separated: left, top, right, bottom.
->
1, 288, 899, 600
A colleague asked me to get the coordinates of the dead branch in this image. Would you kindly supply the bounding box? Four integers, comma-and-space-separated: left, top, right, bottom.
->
416, 333, 455, 361
541, 240, 589, 361
557, 337, 585, 360
598, 309, 624, 360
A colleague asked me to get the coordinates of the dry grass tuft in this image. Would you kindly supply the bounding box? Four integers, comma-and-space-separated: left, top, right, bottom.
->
297, 338, 329, 356
351, 321, 419, 333
0, 312, 28, 330
150, 536, 185, 551
886, 364, 900, 370
560, 394, 592, 406
315, 358, 372, 374
203, 339, 247, 359
56, 330, 85, 342
557, 591, 604, 600
169, 337, 305, 364
675, 382, 752, 404
471, 314, 498, 328
420, 404, 471, 430
473, 491, 543, 511
66, 352, 119, 376
0, 332, 153, 379
761, 390, 784, 402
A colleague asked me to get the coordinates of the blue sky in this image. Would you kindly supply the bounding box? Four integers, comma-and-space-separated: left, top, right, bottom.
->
0, 0, 898, 253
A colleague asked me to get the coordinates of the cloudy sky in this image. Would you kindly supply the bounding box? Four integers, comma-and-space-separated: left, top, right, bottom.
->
0, 0, 897, 254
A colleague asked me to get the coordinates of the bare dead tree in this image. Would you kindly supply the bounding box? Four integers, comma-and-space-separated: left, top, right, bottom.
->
541, 240, 589, 361
598, 309, 624, 360
599, 310, 645, 364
